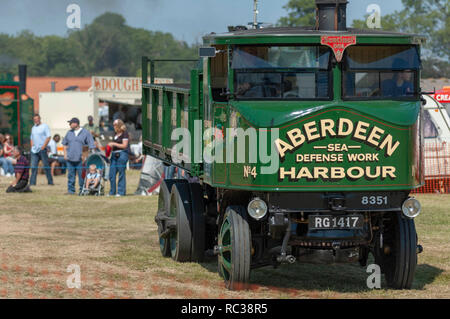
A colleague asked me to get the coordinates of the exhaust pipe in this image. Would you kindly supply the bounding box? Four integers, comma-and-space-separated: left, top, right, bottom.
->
18, 65, 27, 95
315, 0, 348, 31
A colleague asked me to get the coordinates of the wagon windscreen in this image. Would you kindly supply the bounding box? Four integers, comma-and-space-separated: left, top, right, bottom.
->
232, 46, 332, 100
343, 45, 420, 100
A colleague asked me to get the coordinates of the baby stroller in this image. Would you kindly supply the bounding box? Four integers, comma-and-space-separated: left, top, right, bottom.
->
79, 152, 110, 196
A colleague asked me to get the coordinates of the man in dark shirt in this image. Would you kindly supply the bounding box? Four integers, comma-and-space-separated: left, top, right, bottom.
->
6, 146, 32, 193
381, 71, 414, 97
381, 59, 414, 98
62, 117, 96, 195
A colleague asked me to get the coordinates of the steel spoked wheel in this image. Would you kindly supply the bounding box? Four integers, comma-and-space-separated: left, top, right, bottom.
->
375, 212, 418, 289
169, 183, 192, 262
156, 180, 174, 257
218, 206, 251, 290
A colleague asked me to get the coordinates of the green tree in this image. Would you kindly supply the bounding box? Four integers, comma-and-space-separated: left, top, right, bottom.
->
0, 12, 198, 81
68, 13, 132, 76
3, 31, 46, 75
278, 0, 316, 27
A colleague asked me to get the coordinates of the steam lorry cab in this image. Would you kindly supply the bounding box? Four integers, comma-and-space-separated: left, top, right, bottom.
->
142, 0, 425, 290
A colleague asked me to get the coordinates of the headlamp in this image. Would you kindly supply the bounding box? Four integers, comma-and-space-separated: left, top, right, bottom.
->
247, 198, 268, 220
402, 197, 421, 219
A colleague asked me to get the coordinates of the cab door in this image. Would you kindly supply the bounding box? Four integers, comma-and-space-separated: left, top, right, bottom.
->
203, 45, 229, 185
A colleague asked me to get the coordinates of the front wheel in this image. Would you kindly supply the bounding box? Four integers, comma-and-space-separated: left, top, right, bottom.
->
374, 212, 418, 289
218, 206, 251, 290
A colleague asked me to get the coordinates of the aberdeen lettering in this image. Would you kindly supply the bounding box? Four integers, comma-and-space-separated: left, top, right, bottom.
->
275, 118, 400, 158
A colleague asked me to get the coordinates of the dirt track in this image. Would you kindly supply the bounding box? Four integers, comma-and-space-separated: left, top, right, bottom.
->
0, 171, 449, 299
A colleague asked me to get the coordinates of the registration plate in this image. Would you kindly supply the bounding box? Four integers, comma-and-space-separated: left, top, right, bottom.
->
309, 215, 364, 230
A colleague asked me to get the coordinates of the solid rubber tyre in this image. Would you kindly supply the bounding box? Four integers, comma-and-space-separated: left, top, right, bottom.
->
218, 206, 251, 290
169, 183, 193, 262
375, 212, 418, 289
189, 183, 206, 262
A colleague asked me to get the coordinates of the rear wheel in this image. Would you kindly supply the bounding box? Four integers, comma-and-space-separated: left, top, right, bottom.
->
218, 206, 251, 290
155, 180, 176, 257
169, 183, 193, 262
374, 212, 418, 289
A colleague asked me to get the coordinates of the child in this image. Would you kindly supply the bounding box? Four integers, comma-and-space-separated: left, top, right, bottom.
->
85, 164, 100, 190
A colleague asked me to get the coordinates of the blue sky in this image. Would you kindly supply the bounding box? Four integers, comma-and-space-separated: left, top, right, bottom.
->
0, 0, 404, 44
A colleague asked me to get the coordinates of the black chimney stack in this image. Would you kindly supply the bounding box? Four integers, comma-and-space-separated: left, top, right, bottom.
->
315, 0, 348, 31
18, 65, 27, 95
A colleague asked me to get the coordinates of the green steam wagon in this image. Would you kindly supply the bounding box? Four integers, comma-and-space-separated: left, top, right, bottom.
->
142, 0, 425, 290
0, 66, 34, 150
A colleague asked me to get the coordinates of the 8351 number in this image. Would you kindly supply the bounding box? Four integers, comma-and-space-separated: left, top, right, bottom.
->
361, 195, 388, 205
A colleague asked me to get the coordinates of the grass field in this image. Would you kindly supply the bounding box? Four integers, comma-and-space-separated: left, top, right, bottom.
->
0, 171, 449, 299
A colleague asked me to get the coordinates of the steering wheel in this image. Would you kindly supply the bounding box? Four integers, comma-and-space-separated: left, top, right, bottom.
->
284, 91, 301, 98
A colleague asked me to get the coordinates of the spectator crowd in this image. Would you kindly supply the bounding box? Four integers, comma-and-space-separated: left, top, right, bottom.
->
0, 114, 145, 196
